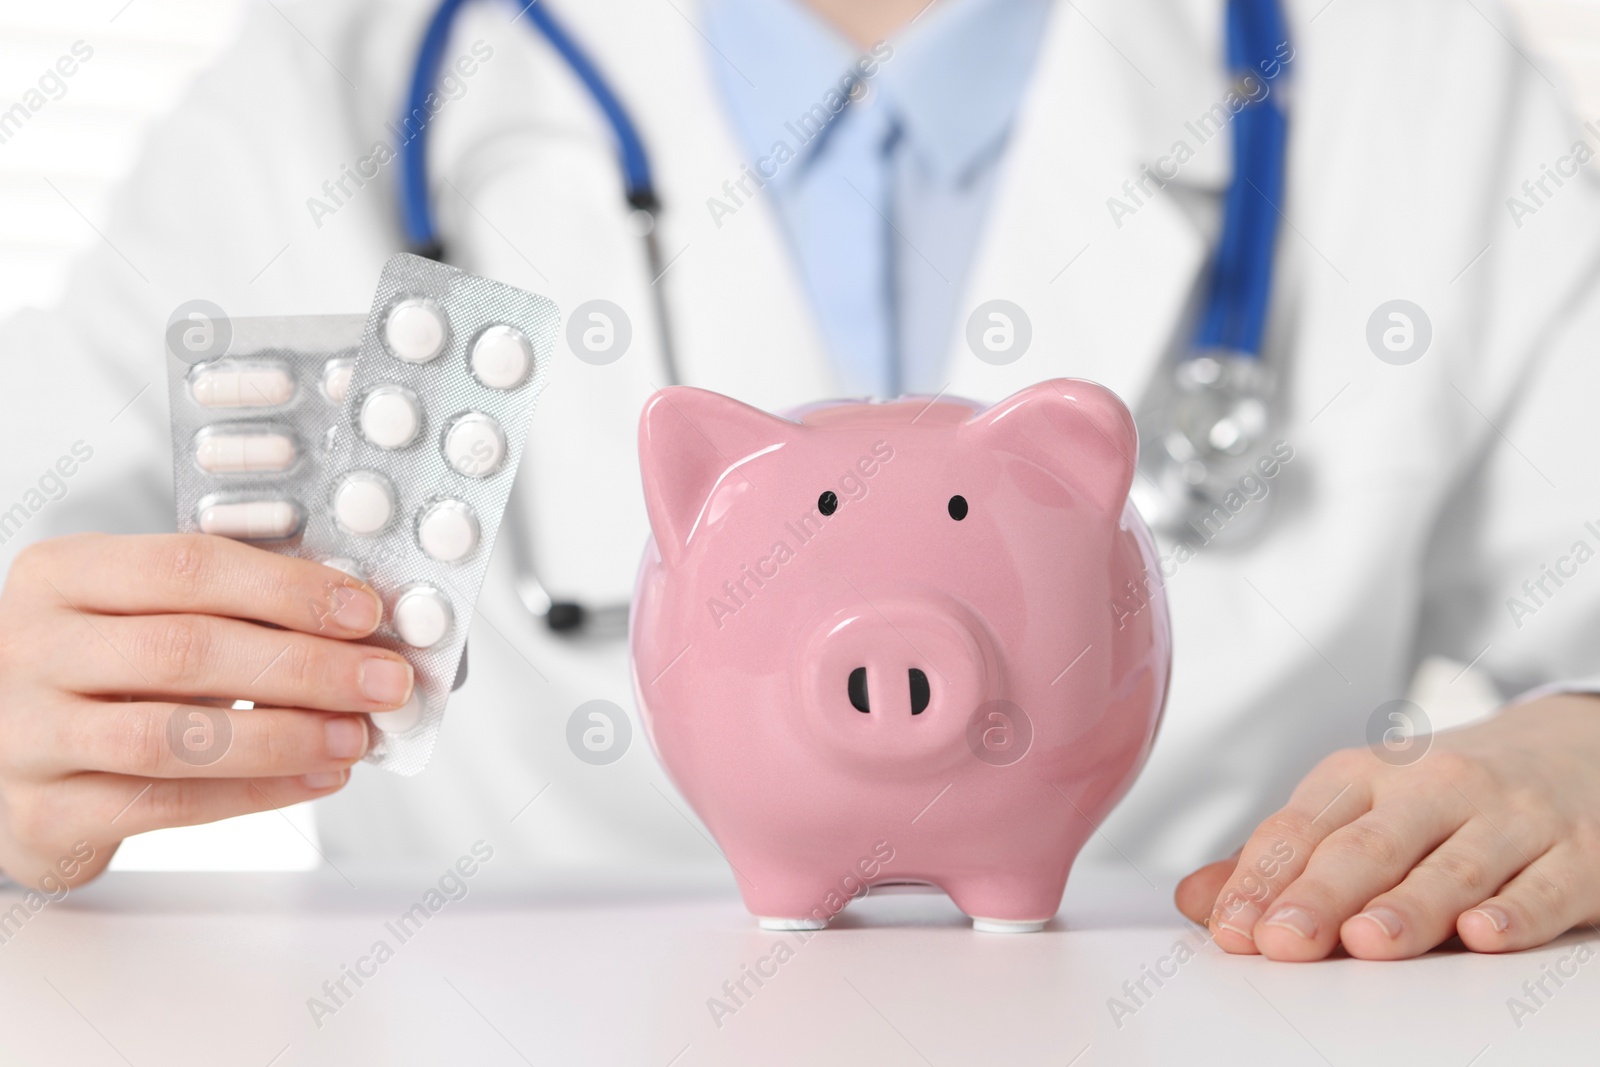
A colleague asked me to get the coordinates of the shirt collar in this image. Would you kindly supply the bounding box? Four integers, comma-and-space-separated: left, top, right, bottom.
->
702, 0, 1054, 186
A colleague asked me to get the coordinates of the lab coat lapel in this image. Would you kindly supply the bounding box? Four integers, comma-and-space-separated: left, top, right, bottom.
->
946, 0, 1226, 409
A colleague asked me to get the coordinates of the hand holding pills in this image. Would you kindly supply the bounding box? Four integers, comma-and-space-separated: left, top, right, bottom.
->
0, 533, 412, 890
165, 255, 556, 775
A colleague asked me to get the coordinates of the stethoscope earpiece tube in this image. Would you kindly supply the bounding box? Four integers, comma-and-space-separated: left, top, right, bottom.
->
400, 0, 663, 250
400, 0, 469, 253
400, 0, 670, 636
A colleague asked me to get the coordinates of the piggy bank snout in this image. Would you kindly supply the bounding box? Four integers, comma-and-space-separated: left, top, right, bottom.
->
844, 664, 932, 717
802, 599, 991, 769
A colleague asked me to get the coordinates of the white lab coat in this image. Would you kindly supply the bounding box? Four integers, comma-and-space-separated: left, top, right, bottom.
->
4, 0, 1599, 883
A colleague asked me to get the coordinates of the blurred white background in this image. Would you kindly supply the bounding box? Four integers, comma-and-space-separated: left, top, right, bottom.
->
0, 2, 250, 318
0, 0, 1584, 869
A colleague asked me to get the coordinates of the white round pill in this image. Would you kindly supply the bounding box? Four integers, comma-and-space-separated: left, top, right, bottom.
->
359, 386, 421, 449
416, 499, 479, 562
470, 325, 533, 389
197, 499, 301, 540
385, 298, 447, 364
370, 689, 424, 735
332, 471, 395, 535
443, 412, 507, 478
393, 585, 453, 648
322, 359, 354, 405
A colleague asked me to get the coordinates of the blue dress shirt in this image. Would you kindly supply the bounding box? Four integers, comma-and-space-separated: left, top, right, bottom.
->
701, 0, 1053, 397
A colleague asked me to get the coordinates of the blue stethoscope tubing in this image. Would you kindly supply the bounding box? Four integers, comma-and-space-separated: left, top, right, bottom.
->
399, 0, 680, 385
1195, 0, 1290, 361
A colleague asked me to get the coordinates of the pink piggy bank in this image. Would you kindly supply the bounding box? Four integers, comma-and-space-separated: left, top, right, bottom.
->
630, 379, 1170, 932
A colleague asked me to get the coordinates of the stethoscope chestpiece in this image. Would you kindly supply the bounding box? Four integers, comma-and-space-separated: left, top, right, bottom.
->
1133, 350, 1277, 542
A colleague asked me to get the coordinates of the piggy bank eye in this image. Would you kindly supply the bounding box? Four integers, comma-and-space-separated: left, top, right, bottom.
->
818, 491, 839, 516
948, 495, 968, 521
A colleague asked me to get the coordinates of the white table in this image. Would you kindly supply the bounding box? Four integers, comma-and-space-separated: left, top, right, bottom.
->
0, 863, 1591, 1065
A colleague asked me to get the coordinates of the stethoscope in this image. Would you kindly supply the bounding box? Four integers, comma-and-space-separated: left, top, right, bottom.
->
399, 0, 1289, 637
402, 0, 665, 637
1130, 0, 1290, 540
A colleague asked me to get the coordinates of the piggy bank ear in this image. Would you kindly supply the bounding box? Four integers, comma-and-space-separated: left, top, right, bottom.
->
638, 387, 798, 565
961, 378, 1138, 513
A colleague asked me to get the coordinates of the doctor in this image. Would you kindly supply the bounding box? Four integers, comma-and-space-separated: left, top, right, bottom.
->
0, 0, 1598, 965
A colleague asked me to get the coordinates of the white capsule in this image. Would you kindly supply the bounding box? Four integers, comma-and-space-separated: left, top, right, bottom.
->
470, 325, 533, 389
385, 298, 447, 364
416, 499, 479, 562
370, 689, 424, 735
359, 385, 422, 449
393, 585, 453, 648
322, 358, 355, 405
443, 412, 507, 478
197, 499, 300, 540
195, 431, 297, 474
332, 471, 395, 535
191, 364, 294, 408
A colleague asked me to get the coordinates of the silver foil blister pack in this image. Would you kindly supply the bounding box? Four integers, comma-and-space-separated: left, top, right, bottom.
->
166, 256, 557, 775
302, 254, 555, 773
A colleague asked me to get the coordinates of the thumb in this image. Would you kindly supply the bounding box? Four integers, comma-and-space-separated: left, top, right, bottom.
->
1174, 852, 1241, 924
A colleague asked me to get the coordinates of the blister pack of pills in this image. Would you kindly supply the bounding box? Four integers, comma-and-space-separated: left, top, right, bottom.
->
166, 256, 557, 775
167, 315, 364, 546
303, 254, 555, 773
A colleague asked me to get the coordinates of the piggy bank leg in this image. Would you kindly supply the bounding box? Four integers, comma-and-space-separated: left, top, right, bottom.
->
943, 871, 1067, 934
970, 917, 1049, 934
757, 916, 828, 932
736, 867, 855, 931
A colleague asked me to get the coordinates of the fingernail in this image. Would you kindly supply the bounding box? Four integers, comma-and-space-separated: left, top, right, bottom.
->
1213, 902, 1260, 941
1263, 906, 1318, 940
1356, 906, 1404, 939
302, 770, 346, 790
360, 658, 413, 706
1470, 905, 1510, 933
325, 716, 368, 760
331, 585, 381, 633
